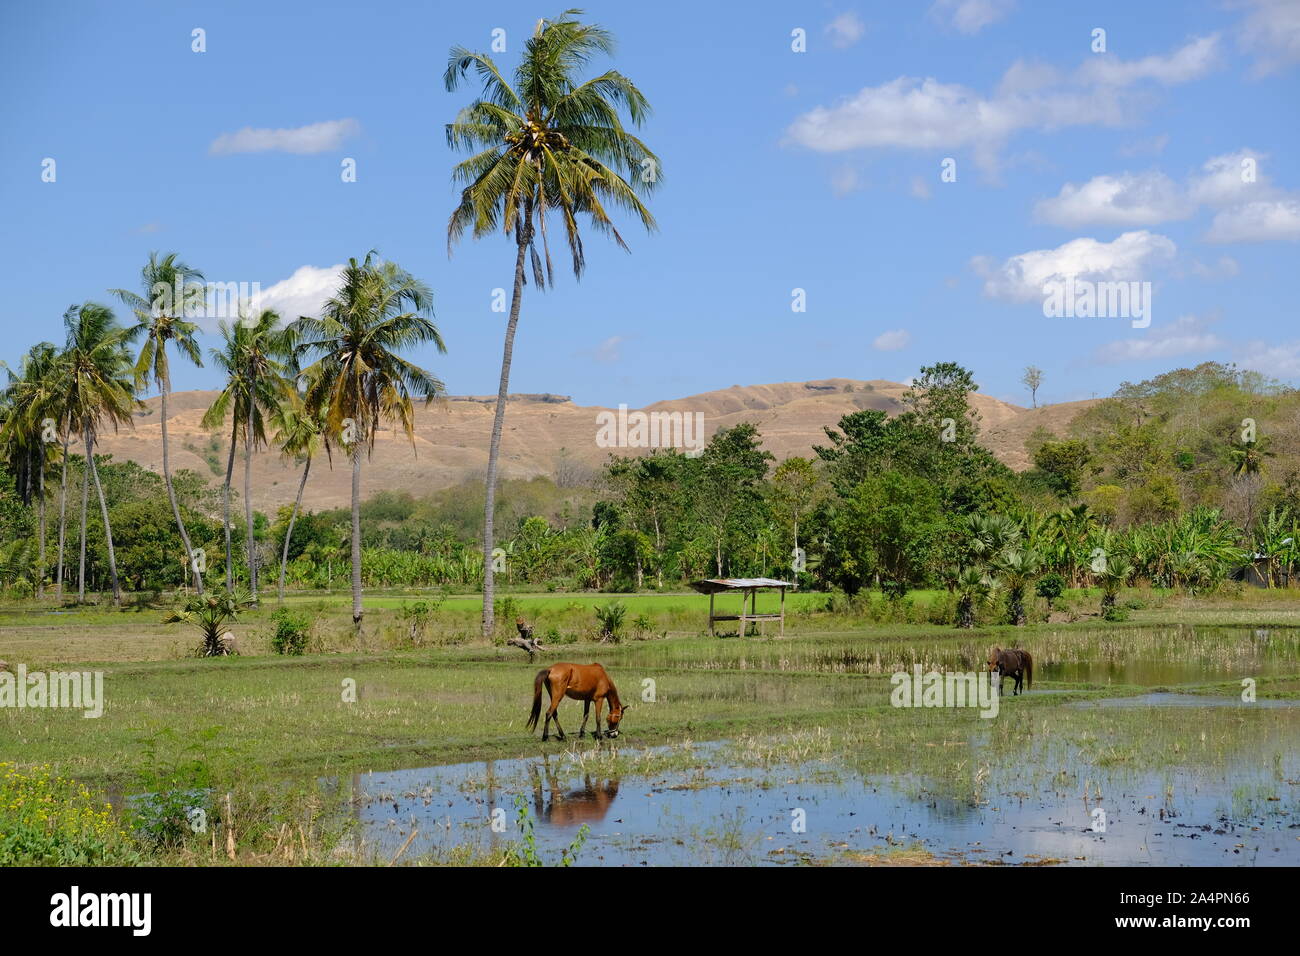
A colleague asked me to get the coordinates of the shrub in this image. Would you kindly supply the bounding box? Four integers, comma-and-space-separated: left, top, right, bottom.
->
127, 730, 218, 850
493, 597, 521, 638
594, 602, 626, 643
543, 625, 576, 645
0, 762, 139, 865
395, 600, 442, 647
1035, 573, 1065, 608
270, 608, 312, 655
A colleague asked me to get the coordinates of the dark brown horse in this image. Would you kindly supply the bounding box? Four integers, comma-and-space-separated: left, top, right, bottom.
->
526, 662, 627, 741
987, 647, 1033, 696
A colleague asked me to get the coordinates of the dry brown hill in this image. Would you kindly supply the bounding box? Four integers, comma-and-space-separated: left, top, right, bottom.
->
85, 379, 1093, 514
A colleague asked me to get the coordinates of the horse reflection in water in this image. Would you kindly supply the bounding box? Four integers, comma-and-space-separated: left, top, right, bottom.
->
530, 759, 621, 828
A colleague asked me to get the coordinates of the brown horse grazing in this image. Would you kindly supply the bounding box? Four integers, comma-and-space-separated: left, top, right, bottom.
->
526, 662, 628, 741
987, 647, 1033, 696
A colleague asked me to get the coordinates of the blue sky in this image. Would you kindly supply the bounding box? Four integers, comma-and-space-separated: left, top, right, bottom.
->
2, 0, 1298, 408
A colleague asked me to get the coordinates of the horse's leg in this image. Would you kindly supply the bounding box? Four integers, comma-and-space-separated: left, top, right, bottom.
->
593, 696, 605, 739
578, 700, 591, 739
548, 676, 567, 742
541, 680, 557, 741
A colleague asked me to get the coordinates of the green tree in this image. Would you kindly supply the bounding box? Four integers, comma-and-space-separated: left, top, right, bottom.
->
202, 313, 292, 595
832, 470, 942, 599
113, 252, 208, 592
291, 253, 446, 627
690, 424, 773, 576
58, 303, 139, 604
0, 342, 61, 598
269, 390, 327, 603
445, 9, 660, 638
769, 456, 829, 575
1032, 439, 1091, 499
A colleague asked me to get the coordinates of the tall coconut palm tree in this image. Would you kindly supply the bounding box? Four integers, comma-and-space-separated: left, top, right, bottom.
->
0, 343, 61, 598
290, 253, 445, 626
270, 389, 328, 603
59, 302, 138, 605
202, 312, 292, 599
445, 9, 660, 638
112, 252, 208, 592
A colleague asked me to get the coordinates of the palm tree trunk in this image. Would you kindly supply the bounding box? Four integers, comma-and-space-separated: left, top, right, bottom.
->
223, 423, 237, 590
78, 432, 89, 603
350, 445, 363, 626
37, 445, 46, 599
160, 375, 202, 593
481, 237, 529, 639
244, 378, 257, 603
279, 456, 311, 603
55, 428, 70, 601
86, 427, 121, 606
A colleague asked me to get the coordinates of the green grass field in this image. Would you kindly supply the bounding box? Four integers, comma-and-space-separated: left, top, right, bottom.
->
3, 586, 1299, 864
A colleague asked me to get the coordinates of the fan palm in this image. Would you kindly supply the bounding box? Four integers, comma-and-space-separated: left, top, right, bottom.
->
164, 587, 254, 657
1098, 556, 1134, 614
290, 253, 445, 626
59, 303, 139, 604
954, 566, 992, 629
445, 8, 660, 638
112, 252, 208, 592
990, 547, 1041, 626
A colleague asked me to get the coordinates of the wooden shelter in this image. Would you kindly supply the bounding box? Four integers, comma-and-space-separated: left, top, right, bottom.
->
690, 577, 794, 637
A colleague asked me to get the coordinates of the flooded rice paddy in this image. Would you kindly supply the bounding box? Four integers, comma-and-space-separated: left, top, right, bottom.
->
343, 625, 1300, 866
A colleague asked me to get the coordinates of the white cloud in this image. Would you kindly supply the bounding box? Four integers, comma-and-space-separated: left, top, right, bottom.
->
1183, 149, 1298, 243
929, 0, 1015, 35
1035, 171, 1193, 227
784, 37, 1212, 173
1238, 340, 1300, 380
910, 176, 933, 200
825, 12, 866, 48
974, 230, 1177, 303
1188, 149, 1275, 206
247, 264, 345, 322
1091, 314, 1224, 364
209, 119, 360, 155
1076, 34, 1220, 87
1031, 148, 1296, 244
872, 329, 911, 351
996, 60, 1062, 95
1236, 0, 1300, 76
1205, 199, 1300, 242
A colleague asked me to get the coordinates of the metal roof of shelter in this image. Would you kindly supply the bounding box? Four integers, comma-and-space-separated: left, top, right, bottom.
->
690, 578, 794, 594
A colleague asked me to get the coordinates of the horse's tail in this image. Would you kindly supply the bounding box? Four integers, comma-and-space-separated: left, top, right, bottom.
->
1022, 650, 1033, 690
526, 668, 548, 731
